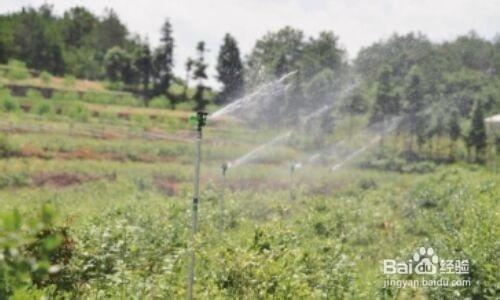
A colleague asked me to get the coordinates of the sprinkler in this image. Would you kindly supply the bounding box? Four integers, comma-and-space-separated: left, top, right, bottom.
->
289, 163, 301, 201
219, 162, 229, 231
187, 111, 208, 300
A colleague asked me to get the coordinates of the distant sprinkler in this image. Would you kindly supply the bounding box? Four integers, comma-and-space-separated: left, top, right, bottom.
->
289, 163, 301, 201
187, 111, 208, 300
221, 162, 229, 177
219, 162, 229, 232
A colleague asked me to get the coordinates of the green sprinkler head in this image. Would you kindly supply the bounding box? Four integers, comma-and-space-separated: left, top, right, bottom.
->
221, 162, 228, 175
189, 111, 208, 131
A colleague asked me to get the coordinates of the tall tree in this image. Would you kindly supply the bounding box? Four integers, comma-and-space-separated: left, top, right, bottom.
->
404, 65, 426, 155
104, 46, 132, 83
135, 42, 152, 104
301, 31, 344, 78
370, 65, 400, 129
468, 99, 487, 163
343, 88, 368, 138
13, 6, 65, 74
246, 26, 304, 87
193, 41, 208, 111
152, 19, 174, 96
447, 109, 461, 160
62, 6, 97, 47
92, 9, 127, 53
216, 33, 244, 104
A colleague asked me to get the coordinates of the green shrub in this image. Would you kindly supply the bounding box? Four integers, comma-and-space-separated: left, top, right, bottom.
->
0, 171, 28, 188
82, 91, 140, 106
6, 60, 29, 80
34, 102, 53, 116
175, 101, 194, 111
63, 75, 76, 87
0, 204, 74, 297
149, 96, 170, 108
119, 94, 141, 106
63, 103, 89, 122
1, 95, 19, 112
26, 89, 44, 101
99, 111, 119, 123
52, 91, 78, 102
105, 80, 124, 91
361, 155, 436, 173
0, 134, 17, 158
39, 71, 52, 85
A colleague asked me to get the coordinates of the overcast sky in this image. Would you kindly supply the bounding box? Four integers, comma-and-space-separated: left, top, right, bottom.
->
1, 0, 499, 86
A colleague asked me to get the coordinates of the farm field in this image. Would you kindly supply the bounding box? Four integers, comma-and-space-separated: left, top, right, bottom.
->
0, 93, 498, 298
0, 3, 500, 298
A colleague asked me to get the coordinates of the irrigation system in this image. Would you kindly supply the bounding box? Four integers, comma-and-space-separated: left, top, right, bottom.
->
187, 111, 208, 300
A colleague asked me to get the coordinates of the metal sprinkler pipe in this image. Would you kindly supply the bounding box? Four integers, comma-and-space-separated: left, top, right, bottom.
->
220, 162, 228, 232
187, 111, 207, 300
289, 164, 295, 201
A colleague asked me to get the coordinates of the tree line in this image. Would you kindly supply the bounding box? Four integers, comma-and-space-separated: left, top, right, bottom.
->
0, 5, 244, 109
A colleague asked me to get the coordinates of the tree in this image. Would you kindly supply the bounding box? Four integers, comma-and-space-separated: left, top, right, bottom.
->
370, 65, 401, 147
12, 6, 65, 74
104, 46, 132, 83
447, 109, 461, 160
274, 53, 288, 77
370, 65, 399, 126
404, 65, 426, 155
246, 26, 304, 87
216, 33, 244, 104
304, 68, 336, 111
468, 99, 487, 163
434, 111, 446, 154
135, 42, 153, 104
152, 19, 174, 96
342, 88, 367, 138
62, 6, 97, 47
300, 31, 344, 78
193, 41, 208, 111
91, 9, 127, 54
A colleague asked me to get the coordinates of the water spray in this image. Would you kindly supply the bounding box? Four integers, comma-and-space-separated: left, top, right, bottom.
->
187, 111, 208, 300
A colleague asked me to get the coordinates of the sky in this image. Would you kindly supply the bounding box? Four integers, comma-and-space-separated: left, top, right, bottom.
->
1, 0, 500, 87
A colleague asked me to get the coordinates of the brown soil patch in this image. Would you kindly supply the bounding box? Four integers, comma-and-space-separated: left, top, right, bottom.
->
153, 175, 180, 196
32, 171, 116, 188
19, 146, 52, 159
117, 112, 131, 120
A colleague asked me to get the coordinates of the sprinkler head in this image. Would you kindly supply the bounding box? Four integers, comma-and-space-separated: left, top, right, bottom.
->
221, 162, 228, 175
290, 163, 302, 173
189, 111, 208, 131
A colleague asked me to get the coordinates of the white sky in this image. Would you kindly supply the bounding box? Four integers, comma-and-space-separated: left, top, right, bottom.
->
1, 0, 499, 87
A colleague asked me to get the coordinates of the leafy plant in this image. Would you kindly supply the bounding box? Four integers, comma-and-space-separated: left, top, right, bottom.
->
0, 134, 17, 158
6, 60, 29, 80
39, 71, 52, 85
63, 75, 76, 87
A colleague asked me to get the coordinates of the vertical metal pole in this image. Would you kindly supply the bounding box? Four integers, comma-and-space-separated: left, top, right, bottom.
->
289, 164, 295, 201
187, 119, 203, 300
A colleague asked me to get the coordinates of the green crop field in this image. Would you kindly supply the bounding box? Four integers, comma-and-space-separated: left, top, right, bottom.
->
0, 81, 498, 298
